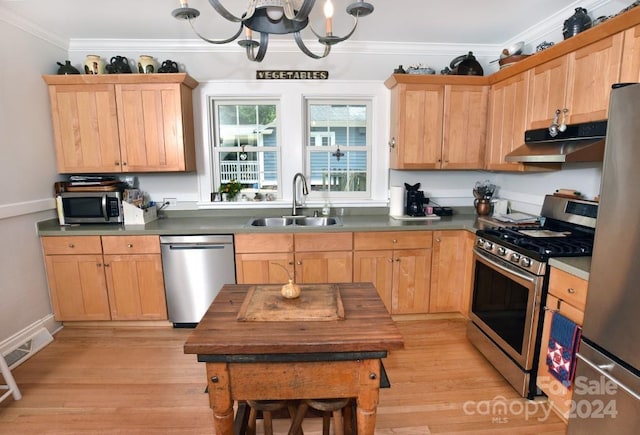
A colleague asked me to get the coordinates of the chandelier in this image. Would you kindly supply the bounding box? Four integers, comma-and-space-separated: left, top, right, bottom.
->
172, 0, 374, 62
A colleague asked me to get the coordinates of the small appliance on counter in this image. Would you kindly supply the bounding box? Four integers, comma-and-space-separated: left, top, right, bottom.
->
405, 183, 429, 216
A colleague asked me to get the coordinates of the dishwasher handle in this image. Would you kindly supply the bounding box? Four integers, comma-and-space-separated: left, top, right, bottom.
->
167, 244, 229, 250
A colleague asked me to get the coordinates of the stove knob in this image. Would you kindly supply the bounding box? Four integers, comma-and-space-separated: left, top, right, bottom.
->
476, 238, 485, 247
484, 241, 494, 251
521, 257, 532, 268
497, 247, 507, 256
510, 253, 521, 263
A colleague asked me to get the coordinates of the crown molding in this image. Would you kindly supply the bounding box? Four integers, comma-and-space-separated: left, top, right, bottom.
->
67, 38, 503, 59
0, 6, 68, 50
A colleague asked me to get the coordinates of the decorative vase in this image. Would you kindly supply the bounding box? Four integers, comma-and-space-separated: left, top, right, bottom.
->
138, 55, 157, 74
563, 7, 592, 39
474, 198, 492, 216
57, 60, 80, 75
84, 55, 105, 75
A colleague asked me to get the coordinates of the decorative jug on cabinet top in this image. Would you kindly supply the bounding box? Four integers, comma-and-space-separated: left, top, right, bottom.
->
563, 7, 592, 39
138, 55, 157, 74
84, 55, 105, 75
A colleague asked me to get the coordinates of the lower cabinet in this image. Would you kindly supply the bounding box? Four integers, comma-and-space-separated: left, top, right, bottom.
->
235, 234, 294, 284
41, 235, 167, 321
536, 267, 588, 421
354, 231, 433, 314
234, 232, 353, 285
429, 231, 469, 313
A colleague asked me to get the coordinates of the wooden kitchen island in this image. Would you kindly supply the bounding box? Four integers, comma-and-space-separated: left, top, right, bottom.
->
184, 282, 404, 435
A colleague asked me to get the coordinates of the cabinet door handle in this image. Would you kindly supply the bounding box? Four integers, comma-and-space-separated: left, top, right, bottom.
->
96, 263, 102, 267
567, 287, 576, 294
127, 243, 133, 248
387, 258, 393, 263
115, 161, 120, 166
388, 138, 396, 149
122, 162, 127, 166
392, 239, 397, 244
435, 238, 441, 243
296, 261, 302, 265
288, 261, 294, 265
68, 243, 75, 248
104, 263, 110, 267
395, 258, 401, 262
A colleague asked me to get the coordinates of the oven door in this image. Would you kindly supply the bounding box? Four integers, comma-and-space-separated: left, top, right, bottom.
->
469, 248, 545, 370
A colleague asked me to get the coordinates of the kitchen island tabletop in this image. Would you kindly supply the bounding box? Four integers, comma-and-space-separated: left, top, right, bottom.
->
184, 282, 404, 435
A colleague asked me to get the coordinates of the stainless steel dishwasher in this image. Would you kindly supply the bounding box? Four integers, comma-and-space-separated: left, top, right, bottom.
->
160, 235, 235, 327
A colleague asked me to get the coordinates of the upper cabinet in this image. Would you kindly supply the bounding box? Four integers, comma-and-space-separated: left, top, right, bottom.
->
43, 73, 198, 174
385, 75, 488, 170
621, 24, 640, 82
486, 71, 530, 171
528, 33, 624, 129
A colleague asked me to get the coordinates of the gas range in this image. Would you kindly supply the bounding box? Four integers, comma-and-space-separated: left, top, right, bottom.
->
474, 195, 598, 276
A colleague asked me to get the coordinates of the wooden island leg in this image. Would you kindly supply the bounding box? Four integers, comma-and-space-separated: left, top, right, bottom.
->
206, 362, 234, 435
356, 359, 381, 435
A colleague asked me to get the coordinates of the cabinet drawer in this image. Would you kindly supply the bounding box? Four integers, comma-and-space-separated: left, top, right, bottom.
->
294, 232, 353, 252
354, 231, 432, 250
235, 233, 294, 253
42, 236, 102, 255
101, 235, 160, 254
548, 268, 588, 311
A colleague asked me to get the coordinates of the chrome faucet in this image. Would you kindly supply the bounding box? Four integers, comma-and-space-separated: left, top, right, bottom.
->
292, 172, 309, 216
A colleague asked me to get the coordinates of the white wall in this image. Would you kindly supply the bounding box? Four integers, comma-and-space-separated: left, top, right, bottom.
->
390, 164, 602, 216
0, 16, 64, 344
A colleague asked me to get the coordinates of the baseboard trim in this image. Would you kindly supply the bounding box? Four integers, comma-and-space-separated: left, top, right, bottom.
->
0, 315, 60, 369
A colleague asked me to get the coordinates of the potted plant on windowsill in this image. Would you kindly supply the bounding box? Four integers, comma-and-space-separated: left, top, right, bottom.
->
220, 180, 243, 201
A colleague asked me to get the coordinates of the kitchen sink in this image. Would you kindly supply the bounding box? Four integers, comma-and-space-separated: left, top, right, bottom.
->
294, 217, 341, 226
248, 217, 295, 227
247, 216, 342, 227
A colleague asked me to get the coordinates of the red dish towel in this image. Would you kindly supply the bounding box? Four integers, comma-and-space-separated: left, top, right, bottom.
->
546, 311, 582, 388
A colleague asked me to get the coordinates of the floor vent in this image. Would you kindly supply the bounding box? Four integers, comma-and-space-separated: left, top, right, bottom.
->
2, 327, 53, 370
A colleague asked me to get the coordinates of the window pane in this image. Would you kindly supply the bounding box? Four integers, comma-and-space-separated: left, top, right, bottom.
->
309, 151, 367, 192
307, 101, 370, 197
214, 102, 280, 198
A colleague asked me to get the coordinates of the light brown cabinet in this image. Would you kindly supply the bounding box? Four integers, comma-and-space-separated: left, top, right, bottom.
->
354, 231, 432, 314
235, 233, 353, 285
486, 72, 531, 171
621, 24, 640, 82
41, 235, 167, 321
386, 75, 488, 170
537, 267, 588, 421
235, 233, 294, 284
43, 74, 198, 174
293, 233, 353, 284
429, 231, 468, 313
527, 34, 623, 130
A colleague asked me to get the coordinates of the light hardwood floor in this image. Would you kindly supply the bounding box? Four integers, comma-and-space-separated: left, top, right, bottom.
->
0, 319, 567, 434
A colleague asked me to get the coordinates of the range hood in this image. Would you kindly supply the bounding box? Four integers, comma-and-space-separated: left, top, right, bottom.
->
505, 120, 607, 163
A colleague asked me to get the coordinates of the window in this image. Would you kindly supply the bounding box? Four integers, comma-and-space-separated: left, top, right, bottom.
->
211, 100, 280, 199
200, 81, 387, 207
305, 100, 371, 199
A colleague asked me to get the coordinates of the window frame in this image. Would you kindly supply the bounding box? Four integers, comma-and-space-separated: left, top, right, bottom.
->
195, 81, 389, 209
210, 98, 282, 200
304, 98, 372, 200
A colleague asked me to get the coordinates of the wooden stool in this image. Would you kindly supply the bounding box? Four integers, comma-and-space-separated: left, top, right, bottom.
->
0, 355, 21, 404
290, 398, 352, 435
246, 400, 299, 435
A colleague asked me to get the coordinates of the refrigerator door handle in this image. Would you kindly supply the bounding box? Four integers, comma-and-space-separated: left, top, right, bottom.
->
576, 353, 640, 401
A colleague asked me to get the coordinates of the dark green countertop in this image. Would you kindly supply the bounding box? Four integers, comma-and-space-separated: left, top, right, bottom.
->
37, 212, 481, 236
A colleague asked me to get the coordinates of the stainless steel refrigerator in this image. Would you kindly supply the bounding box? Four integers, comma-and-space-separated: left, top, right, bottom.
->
567, 83, 640, 433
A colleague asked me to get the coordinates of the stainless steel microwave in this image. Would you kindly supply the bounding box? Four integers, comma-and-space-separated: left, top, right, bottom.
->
60, 191, 124, 224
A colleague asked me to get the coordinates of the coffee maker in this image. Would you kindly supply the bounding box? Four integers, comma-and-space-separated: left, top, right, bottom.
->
405, 183, 429, 216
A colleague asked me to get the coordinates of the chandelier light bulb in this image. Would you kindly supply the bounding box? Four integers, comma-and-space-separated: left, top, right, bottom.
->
324, 0, 334, 34
266, 6, 284, 21
324, 0, 334, 18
